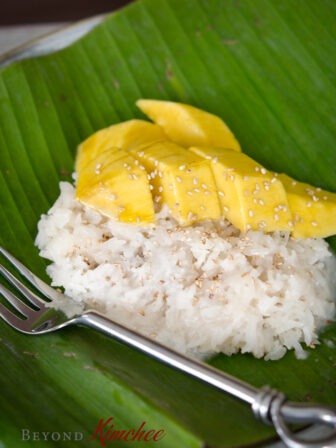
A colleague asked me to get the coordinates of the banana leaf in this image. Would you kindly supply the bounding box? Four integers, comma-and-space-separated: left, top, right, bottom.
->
1, 0, 336, 447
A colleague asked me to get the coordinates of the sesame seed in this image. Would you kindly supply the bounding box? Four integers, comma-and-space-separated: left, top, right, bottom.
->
205, 155, 212, 160
291, 180, 297, 186
132, 173, 138, 180
194, 188, 200, 193
244, 190, 249, 197
227, 168, 235, 172
136, 216, 141, 223
246, 224, 252, 230
255, 166, 260, 172
222, 172, 228, 180
230, 174, 235, 181
259, 199, 265, 206
223, 206, 229, 212
149, 185, 154, 190
187, 212, 194, 220
312, 195, 319, 202
154, 196, 162, 203
253, 190, 259, 195
139, 165, 145, 170
118, 206, 125, 212
108, 193, 117, 200
193, 177, 198, 185
154, 160, 159, 167
271, 177, 277, 183
138, 151, 144, 157
204, 191, 211, 195
95, 163, 102, 174
311, 221, 318, 227
134, 159, 139, 166
255, 183, 260, 190
264, 185, 270, 191
243, 175, 249, 181
253, 198, 258, 204
218, 191, 225, 197
260, 167, 267, 174
176, 176, 182, 183
248, 209, 254, 218
274, 214, 279, 221
288, 220, 294, 227
316, 187, 322, 192
201, 183, 208, 189
158, 171, 163, 178
179, 164, 186, 170
323, 195, 328, 200
158, 186, 163, 193
187, 191, 193, 196
168, 185, 173, 190
147, 174, 151, 180
274, 172, 279, 177
212, 157, 218, 163
200, 205, 206, 211
128, 174, 133, 180
307, 201, 312, 207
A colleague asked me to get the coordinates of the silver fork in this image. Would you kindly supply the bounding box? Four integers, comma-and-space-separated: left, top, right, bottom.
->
0, 246, 336, 448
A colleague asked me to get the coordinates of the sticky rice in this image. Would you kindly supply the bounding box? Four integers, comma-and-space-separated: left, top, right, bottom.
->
35, 182, 336, 360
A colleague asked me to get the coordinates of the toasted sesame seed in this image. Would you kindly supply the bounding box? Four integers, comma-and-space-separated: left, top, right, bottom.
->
260, 167, 267, 174
176, 176, 182, 183
311, 221, 318, 227
248, 210, 254, 218
179, 164, 186, 170
150, 171, 157, 179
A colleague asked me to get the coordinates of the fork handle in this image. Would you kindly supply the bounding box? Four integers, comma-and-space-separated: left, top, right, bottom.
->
78, 311, 336, 448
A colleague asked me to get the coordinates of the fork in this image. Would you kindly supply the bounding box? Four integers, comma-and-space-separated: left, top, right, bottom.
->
0, 246, 335, 448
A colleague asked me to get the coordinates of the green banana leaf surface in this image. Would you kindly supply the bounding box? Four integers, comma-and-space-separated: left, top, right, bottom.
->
0, 0, 336, 447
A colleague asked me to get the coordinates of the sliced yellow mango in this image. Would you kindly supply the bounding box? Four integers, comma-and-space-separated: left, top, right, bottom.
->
136, 99, 241, 152
278, 174, 336, 239
76, 147, 155, 225
129, 141, 221, 224
76, 119, 165, 172
189, 147, 293, 233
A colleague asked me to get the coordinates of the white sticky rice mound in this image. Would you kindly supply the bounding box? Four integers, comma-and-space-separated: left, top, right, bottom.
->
35, 182, 336, 360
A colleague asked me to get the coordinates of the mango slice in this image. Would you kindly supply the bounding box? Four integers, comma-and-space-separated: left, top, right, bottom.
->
129, 141, 221, 224
76, 119, 165, 172
278, 174, 336, 239
189, 147, 293, 233
76, 147, 155, 225
136, 99, 241, 152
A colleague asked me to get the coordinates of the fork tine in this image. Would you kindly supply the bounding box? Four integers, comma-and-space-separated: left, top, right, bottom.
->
0, 264, 45, 308
0, 246, 58, 302
0, 284, 34, 317
0, 297, 27, 330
